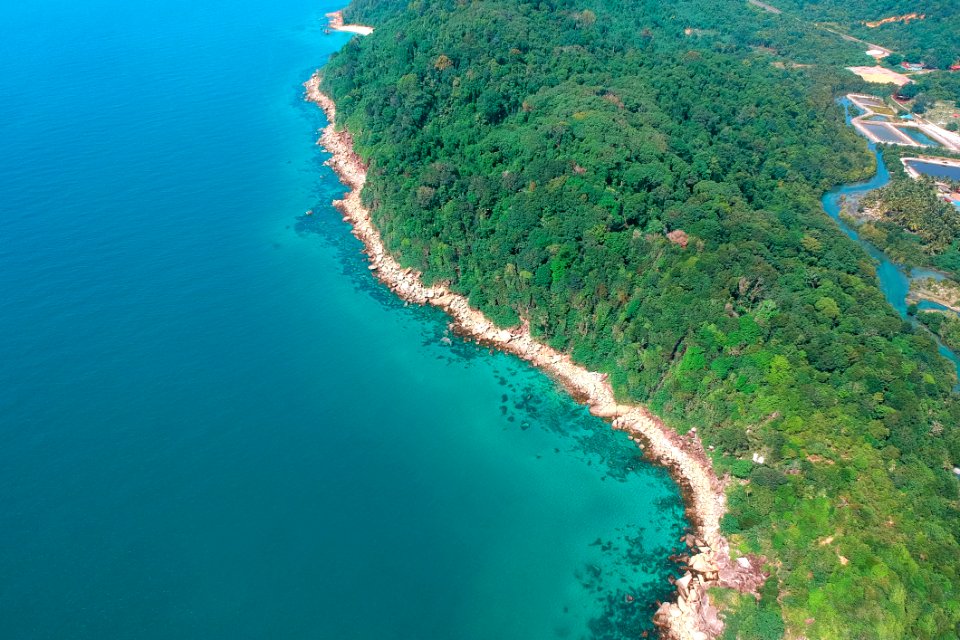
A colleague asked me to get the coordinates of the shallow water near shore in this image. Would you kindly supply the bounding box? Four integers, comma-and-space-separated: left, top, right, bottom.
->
0, 1, 686, 638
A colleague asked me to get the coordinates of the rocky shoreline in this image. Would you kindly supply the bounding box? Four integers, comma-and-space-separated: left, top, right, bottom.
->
305, 71, 765, 640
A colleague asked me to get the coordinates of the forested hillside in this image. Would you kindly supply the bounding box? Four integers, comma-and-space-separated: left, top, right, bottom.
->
770, 0, 960, 68
323, 0, 960, 636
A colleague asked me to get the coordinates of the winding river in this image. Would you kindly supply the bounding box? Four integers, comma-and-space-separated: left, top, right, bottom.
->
822, 99, 960, 377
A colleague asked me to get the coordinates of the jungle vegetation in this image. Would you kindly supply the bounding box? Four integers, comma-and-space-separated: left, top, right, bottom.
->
895, 73, 960, 119
324, 0, 960, 636
771, 0, 960, 69
917, 311, 960, 354
855, 172, 960, 277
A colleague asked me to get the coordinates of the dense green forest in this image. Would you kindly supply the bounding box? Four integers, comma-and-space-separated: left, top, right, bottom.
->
324, 0, 960, 637
770, 0, 960, 68
896, 73, 960, 117
917, 311, 960, 354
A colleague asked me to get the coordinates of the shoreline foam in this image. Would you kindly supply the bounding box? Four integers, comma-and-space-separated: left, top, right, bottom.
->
325, 10, 374, 36
305, 70, 765, 640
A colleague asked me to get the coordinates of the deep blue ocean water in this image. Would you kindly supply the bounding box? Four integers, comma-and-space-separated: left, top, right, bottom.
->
0, 1, 686, 638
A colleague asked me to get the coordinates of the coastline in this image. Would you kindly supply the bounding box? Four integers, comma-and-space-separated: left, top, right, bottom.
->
305, 71, 765, 639
324, 10, 374, 35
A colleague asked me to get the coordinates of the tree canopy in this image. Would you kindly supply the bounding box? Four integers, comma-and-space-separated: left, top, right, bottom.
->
324, 0, 960, 636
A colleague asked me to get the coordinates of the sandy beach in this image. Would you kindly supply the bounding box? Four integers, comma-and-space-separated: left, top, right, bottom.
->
325, 10, 374, 35
305, 70, 765, 639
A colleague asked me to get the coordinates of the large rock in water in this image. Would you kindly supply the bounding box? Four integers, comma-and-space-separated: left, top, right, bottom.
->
676, 572, 693, 598
689, 553, 717, 575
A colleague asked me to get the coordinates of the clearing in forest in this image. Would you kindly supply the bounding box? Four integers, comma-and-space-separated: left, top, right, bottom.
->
847, 65, 911, 86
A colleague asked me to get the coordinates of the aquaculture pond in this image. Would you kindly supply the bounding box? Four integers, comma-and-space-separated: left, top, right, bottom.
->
824, 99, 960, 377
896, 127, 940, 147
904, 159, 960, 180
861, 122, 910, 144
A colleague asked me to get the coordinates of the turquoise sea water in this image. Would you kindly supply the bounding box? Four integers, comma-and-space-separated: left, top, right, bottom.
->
0, 1, 686, 638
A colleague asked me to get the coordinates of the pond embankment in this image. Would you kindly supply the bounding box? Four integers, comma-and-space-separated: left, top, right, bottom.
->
824, 96, 960, 375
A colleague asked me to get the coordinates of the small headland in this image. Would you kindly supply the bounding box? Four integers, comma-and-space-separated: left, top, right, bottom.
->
324, 10, 373, 36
